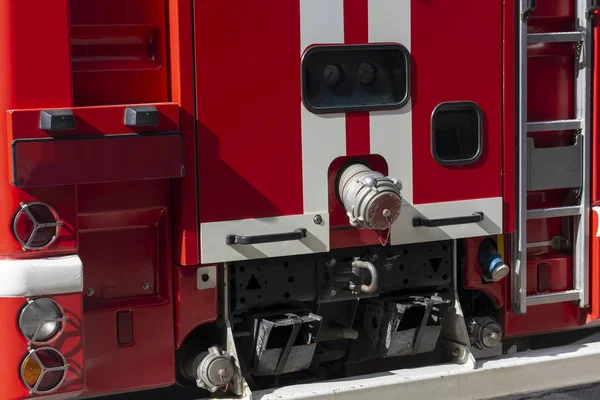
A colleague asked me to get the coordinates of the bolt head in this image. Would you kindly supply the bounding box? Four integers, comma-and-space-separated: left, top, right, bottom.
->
142, 282, 151, 290
313, 214, 323, 225
86, 288, 94, 297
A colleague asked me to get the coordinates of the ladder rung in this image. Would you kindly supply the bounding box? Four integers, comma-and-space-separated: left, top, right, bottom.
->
526, 290, 581, 306
527, 206, 582, 220
527, 32, 584, 44
527, 119, 583, 132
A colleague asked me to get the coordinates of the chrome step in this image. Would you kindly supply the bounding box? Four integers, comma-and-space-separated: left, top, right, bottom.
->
527, 206, 582, 220
526, 290, 582, 306
527, 32, 584, 44
527, 119, 582, 132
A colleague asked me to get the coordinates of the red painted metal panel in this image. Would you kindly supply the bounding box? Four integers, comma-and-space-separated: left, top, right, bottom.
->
410, 1, 503, 205
12, 133, 183, 187
590, 205, 600, 322
169, 0, 200, 265
7, 103, 179, 140
591, 11, 600, 323
78, 180, 175, 396
7, 103, 182, 187
175, 266, 218, 348
502, 0, 516, 233
594, 12, 600, 203
194, 0, 303, 223
69, 0, 169, 106
0, 294, 84, 400
0, 0, 77, 258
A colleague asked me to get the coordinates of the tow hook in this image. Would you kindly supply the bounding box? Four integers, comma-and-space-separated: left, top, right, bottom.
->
350, 258, 379, 294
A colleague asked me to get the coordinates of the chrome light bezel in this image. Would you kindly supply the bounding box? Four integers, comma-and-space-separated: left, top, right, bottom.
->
18, 297, 67, 345
20, 347, 69, 395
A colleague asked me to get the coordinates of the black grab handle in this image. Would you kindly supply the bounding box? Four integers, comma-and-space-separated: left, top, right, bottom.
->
413, 212, 484, 228
226, 228, 307, 245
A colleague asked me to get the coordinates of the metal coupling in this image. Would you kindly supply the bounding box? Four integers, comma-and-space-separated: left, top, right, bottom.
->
337, 163, 402, 230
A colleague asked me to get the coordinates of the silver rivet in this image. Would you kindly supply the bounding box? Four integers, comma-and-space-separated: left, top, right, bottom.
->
313, 214, 323, 225
86, 288, 94, 297
142, 282, 151, 290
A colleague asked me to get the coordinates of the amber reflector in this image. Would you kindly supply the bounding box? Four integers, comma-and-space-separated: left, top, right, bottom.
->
20, 348, 66, 393
21, 356, 42, 387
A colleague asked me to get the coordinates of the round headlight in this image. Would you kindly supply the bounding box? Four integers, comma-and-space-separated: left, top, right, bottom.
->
20, 347, 68, 394
18, 298, 65, 344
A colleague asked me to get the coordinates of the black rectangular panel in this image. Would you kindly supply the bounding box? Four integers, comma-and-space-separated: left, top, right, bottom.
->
301, 44, 410, 113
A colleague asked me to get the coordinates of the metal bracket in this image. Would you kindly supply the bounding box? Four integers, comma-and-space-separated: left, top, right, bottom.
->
521, 0, 537, 21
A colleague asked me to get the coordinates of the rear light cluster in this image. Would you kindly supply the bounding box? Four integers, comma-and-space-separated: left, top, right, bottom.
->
18, 298, 69, 394
12, 202, 62, 251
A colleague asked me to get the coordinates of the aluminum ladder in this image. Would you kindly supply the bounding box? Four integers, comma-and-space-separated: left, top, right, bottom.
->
512, 0, 598, 313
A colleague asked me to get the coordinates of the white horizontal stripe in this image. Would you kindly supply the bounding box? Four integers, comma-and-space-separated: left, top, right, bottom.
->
391, 197, 503, 244
0, 255, 83, 297
200, 213, 329, 263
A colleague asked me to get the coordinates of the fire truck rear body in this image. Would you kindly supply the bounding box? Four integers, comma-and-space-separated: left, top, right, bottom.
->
1, 0, 600, 399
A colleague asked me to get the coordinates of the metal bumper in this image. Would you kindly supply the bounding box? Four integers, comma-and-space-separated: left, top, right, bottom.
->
246, 340, 600, 400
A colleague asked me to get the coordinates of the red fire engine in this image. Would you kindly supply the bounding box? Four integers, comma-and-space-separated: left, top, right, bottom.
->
4, 0, 600, 399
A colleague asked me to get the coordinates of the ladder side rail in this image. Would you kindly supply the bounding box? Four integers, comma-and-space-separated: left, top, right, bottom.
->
512, 0, 531, 314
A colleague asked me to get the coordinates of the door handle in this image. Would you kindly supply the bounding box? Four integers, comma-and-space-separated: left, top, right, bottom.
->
413, 212, 484, 228
226, 228, 307, 245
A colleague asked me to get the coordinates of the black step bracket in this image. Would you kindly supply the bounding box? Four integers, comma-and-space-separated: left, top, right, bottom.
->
39, 109, 76, 131
252, 313, 322, 376
124, 106, 160, 127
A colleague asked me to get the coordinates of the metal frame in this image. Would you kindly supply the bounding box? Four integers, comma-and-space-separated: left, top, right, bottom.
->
20, 347, 69, 395
18, 297, 68, 346
12, 202, 62, 251
512, 0, 529, 314
512, 0, 591, 313
574, 0, 592, 309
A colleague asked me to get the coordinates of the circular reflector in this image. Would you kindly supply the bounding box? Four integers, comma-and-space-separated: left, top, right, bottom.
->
20, 348, 67, 394
18, 298, 65, 344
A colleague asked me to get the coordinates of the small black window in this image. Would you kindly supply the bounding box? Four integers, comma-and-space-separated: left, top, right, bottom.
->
431, 102, 483, 166
301, 44, 410, 114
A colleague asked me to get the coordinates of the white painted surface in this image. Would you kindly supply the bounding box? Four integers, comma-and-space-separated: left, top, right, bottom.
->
200, 213, 329, 263
391, 197, 503, 245
369, 0, 413, 204
0, 255, 83, 297
300, 0, 346, 213
252, 340, 600, 400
